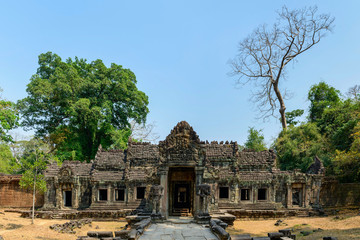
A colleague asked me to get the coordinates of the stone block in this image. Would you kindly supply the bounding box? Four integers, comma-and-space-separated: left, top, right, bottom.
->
278, 229, 292, 237
114, 230, 131, 238
231, 234, 251, 240
268, 232, 284, 240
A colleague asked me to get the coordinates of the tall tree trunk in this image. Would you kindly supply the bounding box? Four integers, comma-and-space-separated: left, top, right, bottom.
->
31, 166, 37, 225
273, 84, 288, 130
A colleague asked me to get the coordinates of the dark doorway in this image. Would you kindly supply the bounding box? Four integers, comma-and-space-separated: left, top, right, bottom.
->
174, 183, 190, 209
258, 188, 267, 200
64, 190, 72, 207
168, 167, 195, 216
292, 188, 302, 206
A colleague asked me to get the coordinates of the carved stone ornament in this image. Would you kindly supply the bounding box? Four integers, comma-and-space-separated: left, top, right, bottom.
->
159, 121, 201, 163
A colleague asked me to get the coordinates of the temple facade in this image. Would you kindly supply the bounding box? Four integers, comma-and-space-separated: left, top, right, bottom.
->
43, 121, 324, 218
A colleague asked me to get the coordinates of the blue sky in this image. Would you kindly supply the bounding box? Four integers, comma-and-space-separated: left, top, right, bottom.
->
0, 0, 359, 145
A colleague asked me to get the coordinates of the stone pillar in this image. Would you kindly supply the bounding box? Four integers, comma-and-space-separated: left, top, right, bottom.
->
56, 185, 62, 209
73, 183, 79, 209
107, 184, 111, 203
253, 186, 257, 204
234, 183, 239, 203
286, 184, 292, 208
194, 167, 204, 214
43, 181, 54, 209
91, 185, 97, 207
159, 167, 168, 219
303, 184, 307, 208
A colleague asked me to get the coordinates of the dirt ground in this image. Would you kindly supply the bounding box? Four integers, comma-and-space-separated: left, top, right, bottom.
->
0, 211, 127, 240
1, 210, 360, 240
228, 213, 360, 240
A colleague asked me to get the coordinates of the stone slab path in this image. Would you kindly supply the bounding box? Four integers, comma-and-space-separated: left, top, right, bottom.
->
138, 222, 218, 240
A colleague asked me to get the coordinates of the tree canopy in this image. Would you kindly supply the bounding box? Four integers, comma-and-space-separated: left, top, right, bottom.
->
244, 127, 267, 151
0, 90, 19, 142
274, 82, 360, 181
18, 52, 149, 161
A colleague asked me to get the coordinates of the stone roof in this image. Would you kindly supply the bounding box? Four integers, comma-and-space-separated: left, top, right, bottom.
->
92, 170, 125, 181
127, 167, 155, 181
44, 161, 92, 177
93, 148, 126, 170
204, 143, 237, 160
127, 142, 159, 163
237, 150, 276, 167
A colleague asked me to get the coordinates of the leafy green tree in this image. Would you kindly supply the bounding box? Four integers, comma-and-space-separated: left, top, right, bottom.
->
18, 52, 149, 161
285, 109, 304, 126
274, 123, 330, 172
244, 127, 267, 151
0, 143, 15, 173
18, 138, 50, 224
308, 81, 341, 123
308, 82, 359, 151
333, 121, 360, 182
0, 89, 19, 142
322, 100, 359, 151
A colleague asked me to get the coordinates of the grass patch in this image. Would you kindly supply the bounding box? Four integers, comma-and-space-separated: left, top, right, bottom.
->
5, 223, 23, 230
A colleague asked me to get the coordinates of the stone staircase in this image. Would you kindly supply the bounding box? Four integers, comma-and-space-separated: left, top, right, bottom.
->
172, 208, 192, 216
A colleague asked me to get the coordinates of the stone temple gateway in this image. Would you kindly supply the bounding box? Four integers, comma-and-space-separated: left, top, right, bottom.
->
43, 121, 324, 218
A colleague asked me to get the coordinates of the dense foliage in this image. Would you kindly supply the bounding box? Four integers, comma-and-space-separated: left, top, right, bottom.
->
18, 52, 149, 161
0, 143, 14, 173
275, 123, 329, 172
244, 127, 267, 151
274, 82, 360, 182
0, 92, 19, 142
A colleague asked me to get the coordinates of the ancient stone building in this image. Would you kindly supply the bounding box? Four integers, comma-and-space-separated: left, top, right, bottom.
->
43, 121, 324, 218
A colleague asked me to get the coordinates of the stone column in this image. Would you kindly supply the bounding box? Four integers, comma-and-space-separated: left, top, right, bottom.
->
159, 167, 168, 219
195, 167, 204, 215
91, 184, 97, 208
107, 184, 111, 204
302, 184, 305, 208
73, 183, 79, 209
56, 184, 62, 209
253, 186, 257, 204
286, 184, 292, 208
43, 181, 54, 209
234, 183, 239, 203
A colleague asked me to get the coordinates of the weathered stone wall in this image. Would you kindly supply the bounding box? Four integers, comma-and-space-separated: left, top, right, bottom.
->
320, 179, 360, 207
0, 175, 44, 208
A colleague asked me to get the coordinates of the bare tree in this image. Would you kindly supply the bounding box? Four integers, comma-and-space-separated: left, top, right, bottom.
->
130, 120, 160, 142
230, 6, 334, 130
347, 85, 360, 100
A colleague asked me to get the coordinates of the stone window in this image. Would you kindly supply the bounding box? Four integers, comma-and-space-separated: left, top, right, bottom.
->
115, 189, 125, 201
219, 187, 229, 199
137, 187, 145, 199
241, 189, 250, 201
258, 188, 267, 200
99, 189, 108, 201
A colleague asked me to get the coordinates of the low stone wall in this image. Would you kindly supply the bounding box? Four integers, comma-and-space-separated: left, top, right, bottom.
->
0, 174, 44, 208
20, 210, 131, 219
227, 209, 318, 219
320, 179, 360, 208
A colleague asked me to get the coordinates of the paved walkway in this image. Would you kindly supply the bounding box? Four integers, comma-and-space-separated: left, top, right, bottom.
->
138, 221, 218, 240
